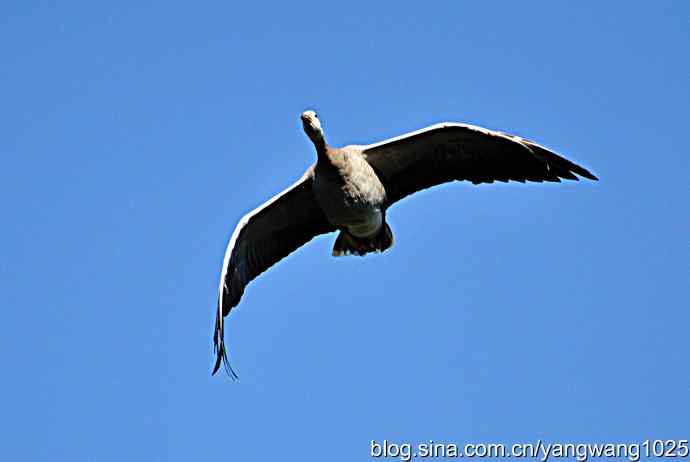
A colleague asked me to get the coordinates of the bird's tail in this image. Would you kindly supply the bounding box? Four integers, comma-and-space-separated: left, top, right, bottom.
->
332, 223, 394, 257
212, 299, 239, 379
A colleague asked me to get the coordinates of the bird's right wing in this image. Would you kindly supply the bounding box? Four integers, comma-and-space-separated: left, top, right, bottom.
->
213, 168, 336, 376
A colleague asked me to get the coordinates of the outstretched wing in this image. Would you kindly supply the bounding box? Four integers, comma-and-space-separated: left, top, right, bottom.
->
362, 123, 597, 206
213, 168, 336, 376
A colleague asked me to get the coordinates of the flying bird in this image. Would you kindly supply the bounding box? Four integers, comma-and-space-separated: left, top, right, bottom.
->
213, 110, 598, 376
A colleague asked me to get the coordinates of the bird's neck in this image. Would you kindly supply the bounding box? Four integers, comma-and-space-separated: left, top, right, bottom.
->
311, 134, 328, 157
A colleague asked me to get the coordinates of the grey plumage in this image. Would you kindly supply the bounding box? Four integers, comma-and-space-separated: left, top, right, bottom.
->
213, 110, 597, 376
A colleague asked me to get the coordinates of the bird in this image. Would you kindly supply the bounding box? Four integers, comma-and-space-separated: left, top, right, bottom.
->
213, 110, 598, 377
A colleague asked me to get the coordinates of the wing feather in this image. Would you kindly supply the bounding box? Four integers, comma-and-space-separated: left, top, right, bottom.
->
362, 123, 597, 206
213, 169, 335, 376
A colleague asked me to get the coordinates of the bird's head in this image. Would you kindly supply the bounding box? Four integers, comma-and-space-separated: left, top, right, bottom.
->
301, 110, 325, 147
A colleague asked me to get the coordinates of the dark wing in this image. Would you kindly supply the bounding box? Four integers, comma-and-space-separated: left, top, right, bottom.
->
213, 169, 336, 376
362, 123, 598, 206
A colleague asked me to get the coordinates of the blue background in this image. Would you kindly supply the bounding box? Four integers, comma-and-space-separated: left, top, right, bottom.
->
2, 1, 688, 460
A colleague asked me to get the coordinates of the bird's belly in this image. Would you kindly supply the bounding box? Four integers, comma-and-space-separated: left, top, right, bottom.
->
316, 185, 383, 236
322, 201, 382, 238
346, 209, 382, 238
313, 172, 385, 237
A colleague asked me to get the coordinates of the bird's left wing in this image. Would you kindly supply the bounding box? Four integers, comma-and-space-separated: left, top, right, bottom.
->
213, 168, 336, 376
362, 123, 597, 207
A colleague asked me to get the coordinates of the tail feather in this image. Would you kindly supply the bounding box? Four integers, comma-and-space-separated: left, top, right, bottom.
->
332, 223, 394, 257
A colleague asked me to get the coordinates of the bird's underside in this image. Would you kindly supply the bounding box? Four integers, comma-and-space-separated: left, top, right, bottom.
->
212, 111, 598, 377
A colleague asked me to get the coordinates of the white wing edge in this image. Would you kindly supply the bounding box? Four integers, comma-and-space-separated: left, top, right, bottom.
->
361, 122, 543, 155
213, 170, 315, 376
217, 171, 312, 308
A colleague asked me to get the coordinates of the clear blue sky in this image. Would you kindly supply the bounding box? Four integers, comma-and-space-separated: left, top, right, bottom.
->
2, 1, 688, 461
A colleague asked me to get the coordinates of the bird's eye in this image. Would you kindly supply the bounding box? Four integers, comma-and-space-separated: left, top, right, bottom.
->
314, 113, 318, 119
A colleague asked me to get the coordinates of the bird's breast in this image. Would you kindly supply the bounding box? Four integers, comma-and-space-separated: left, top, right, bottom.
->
313, 148, 386, 230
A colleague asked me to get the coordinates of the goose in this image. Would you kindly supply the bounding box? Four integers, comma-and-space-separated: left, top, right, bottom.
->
213, 110, 598, 376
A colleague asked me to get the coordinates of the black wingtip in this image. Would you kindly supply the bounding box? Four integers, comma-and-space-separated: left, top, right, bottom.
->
570, 164, 598, 181
212, 341, 239, 380
523, 140, 598, 182
212, 302, 239, 380
211, 349, 224, 375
